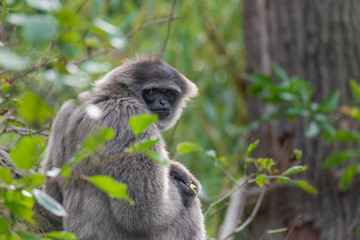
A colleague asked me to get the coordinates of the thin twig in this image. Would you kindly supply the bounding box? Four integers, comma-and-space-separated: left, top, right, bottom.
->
206, 202, 229, 220
126, 15, 180, 39
204, 179, 248, 217
71, 47, 112, 66
45, 151, 128, 185
0, 61, 48, 80
72, 15, 180, 66
166, 119, 179, 145
0, 23, 8, 48
284, 215, 302, 240
221, 185, 267, 240
214, 162, 239, 186
159, 0, 178, 58
4, 126, 49, 136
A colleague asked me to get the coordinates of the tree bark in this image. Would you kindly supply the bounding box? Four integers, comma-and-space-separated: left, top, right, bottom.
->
243, 1, 360, 240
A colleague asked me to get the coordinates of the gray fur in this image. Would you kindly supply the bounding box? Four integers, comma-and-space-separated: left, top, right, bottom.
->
42, 56, 205, 240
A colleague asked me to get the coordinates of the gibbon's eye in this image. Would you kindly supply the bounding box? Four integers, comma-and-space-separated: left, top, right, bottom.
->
148, 90, 154, 95
166, 91, 172, 97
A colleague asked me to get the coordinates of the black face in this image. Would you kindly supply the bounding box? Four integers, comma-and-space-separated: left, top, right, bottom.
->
143, 88, 178, 120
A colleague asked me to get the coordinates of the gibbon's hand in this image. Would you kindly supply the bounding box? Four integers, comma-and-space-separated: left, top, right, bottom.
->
170, 166, 198, 207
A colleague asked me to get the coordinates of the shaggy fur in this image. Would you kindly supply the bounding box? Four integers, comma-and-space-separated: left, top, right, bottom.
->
42, 57, 205, 240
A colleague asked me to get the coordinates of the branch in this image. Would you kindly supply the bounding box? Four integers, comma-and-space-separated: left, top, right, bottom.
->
0, 61, 48, 82
126, 15, 180, 39
221, 185, 267, 240
218, 179, 247, 240
4, 126, 49, 136
204, 179, 248, 217
159, 0, 178, 58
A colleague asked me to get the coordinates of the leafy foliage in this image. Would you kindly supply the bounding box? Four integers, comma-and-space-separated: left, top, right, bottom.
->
176, 142, 202, 155
246, 65, 339, 139
10, 136, 45, 170
246, 65, 360, 194
3, 0, 354, 239
45, 231, 76, 240
84, 175, 134, 205
32, 189, 67, 217
129, 114, 158, 137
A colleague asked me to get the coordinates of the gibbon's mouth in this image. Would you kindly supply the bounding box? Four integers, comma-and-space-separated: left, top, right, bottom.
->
153, 110, 171, 120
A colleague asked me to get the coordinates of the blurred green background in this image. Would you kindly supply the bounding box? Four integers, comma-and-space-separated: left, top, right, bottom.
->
0, 0, 248, 238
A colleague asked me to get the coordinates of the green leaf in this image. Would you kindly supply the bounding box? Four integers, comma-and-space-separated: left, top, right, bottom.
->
0, 167, 13, 184
81, 61, 112, 74
0, 49, 29, 71
350, 79, 360, 102
256, 158, 274, 172
18, 92, 52, 124
294, 149, 302, 161
85, 175, 134, 205
32, 189, 67, 217
267, 228, 288, 234
333, 130, 360, 141
219, 156, 228, 165
129, 114, 158, 137
340, 164, 357, 191
16, 231, 41, 240
246, 140, 259, 157
58, 127, 115, 179
318, 121, 336, 139
59, 165, 71, 179
282, 165, 307, 176
277, 176, 290, 184
25, 0, 61, 12
205, 150, 217, 158
246, 73, 275, 86
82, 127, 115, 154
10, 136, 45, 170
340, 106, 360, 122
279, 92, 295, 101
22, 15, 59, 43
272, 64, 289, 83
109, 36, 127, 49
16, 174, 45, 188
126, 137, 159, 152
144, 150, 168, 165
45, 231, 76, 240
255, 174, 267, 187
5, 119, 23, 127
318, 91, 340, 113
176, 142, 201, 155
55, 127, 115, 180
93, 18, 121, 36
2, 233, 21, 240
323, 150, 355, 169
306, 121, 320, 138
0, 217, 9, 234
245, 157, 255, 163
293, 180, 318, 194
4, 191, 34, 223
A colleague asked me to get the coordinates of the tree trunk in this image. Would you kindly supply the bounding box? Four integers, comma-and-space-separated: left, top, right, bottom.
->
243, 1, 360, 240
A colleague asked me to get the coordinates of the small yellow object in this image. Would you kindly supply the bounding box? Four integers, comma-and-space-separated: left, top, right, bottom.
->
189, 180, 197, 195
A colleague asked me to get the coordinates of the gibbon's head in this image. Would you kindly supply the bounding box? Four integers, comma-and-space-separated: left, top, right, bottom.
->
94, 56, 198, 131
